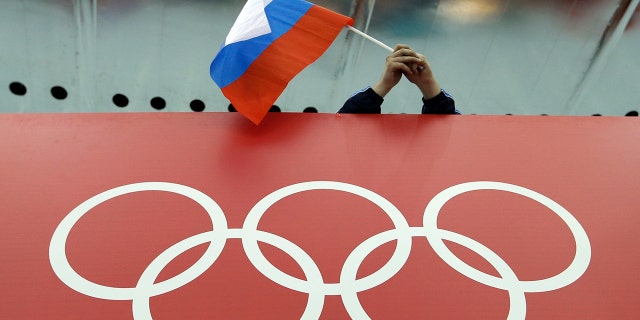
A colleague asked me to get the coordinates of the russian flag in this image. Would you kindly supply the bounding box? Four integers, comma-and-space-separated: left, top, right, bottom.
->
210, 0, 353, 124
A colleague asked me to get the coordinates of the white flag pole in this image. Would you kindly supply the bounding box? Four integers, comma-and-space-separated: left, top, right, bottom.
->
346, 25, 393, 53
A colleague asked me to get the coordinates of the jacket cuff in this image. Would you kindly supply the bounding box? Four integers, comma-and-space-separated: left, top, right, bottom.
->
362, 87, 384, 105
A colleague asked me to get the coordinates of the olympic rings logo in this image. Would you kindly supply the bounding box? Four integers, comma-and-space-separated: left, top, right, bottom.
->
49, 181, 591, 319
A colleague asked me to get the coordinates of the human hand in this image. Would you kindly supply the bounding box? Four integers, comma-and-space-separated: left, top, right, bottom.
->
371, 44, 423, 98
401, 49, 441, 100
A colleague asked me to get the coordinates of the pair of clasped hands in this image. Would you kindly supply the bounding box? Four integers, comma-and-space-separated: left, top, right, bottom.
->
371, 44, 442, 101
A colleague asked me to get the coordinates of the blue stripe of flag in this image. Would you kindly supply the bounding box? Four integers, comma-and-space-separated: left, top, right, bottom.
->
210, 0, 313, 89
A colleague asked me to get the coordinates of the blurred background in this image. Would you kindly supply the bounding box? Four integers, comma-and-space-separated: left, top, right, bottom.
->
1, 0, 638, 116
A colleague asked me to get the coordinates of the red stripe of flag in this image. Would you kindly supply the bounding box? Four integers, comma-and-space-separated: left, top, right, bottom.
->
222, 5, 353, 125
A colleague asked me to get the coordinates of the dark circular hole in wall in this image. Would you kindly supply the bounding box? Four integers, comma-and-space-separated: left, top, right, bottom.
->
269, 105, 281, 112
112, 94, 129, 107
150, 97, 166, 110
190, 99, 206, 112
51, 86, 68, 100
9, 82, 27, 96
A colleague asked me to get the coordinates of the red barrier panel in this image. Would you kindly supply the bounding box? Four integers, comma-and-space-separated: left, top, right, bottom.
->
1, 113, 639, 319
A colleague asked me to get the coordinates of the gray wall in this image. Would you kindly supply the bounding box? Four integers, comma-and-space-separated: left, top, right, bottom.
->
1, 0, 638, 116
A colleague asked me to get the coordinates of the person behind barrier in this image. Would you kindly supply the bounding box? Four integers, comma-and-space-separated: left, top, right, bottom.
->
338, 44, 461, 115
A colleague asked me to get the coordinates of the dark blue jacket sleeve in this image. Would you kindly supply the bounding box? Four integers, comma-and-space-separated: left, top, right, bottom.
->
338, 87, 383, 114
339, 87, 460, 114
421, 90, 461, 114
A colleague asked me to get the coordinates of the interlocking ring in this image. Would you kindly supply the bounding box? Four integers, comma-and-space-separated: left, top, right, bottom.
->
49, 181, 591, 319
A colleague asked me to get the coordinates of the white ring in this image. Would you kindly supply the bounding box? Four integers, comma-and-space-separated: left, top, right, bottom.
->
423, 181, 591, 293
49, 182, 228, 301
241, 181, 411, 296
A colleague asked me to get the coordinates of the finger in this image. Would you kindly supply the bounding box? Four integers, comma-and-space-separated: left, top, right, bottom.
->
392, 48, 418, 58
414, 54, 428, 71
412, 62, 420, 74
389, 55, 422, 65
388, 61, 413, 75
393, 44, 412, 52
